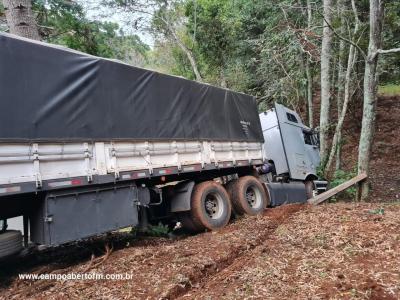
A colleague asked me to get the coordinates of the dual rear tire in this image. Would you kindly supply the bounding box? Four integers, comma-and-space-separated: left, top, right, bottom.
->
179, 176, 268, 232
227, 176, 268, 216
180, 181, 232, 232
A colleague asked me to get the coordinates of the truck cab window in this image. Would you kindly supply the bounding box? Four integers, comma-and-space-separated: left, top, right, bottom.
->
303, 132, 313, 145
286, 113, 298, 123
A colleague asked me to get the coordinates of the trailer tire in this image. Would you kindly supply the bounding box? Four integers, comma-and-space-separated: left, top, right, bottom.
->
178, 212, 202, 232
0, 230, 23, 259
187, 181, 232, 232
228, 176, 267, 216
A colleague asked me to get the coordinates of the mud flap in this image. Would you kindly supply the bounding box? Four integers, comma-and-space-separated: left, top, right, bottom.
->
265, 182, 307, 207
170, 181, 195, 213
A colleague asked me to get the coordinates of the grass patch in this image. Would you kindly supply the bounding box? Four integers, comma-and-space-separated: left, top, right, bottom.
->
378, 84, 400, 96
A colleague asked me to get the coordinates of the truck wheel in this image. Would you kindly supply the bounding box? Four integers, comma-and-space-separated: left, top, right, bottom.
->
188, 181, 232, 232
178, 212, 202, 232
0, 230, 23, 259
305, 181, 314, 199
228, 176, 267, 216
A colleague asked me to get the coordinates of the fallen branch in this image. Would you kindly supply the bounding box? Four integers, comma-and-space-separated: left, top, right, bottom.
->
83, 243, 113, 272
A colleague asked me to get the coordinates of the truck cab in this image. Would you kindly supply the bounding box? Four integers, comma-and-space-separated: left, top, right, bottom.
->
259, 103, 327, 204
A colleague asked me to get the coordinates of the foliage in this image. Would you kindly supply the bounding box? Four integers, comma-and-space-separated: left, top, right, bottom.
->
330, 169, 357, 200
146, 223, 171, 237
0, 3, 7, 32
20, 0, 149, 64
368, 208, 385, 215
379, 1, 400, 84
174, 0, 323, 110
184, 0, 240, 85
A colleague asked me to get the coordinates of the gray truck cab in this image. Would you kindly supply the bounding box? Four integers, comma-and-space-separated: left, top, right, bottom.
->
260, 103, 320, 180
259, 103, 327, 205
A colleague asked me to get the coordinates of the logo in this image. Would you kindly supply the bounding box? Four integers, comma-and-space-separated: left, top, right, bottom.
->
240, 120, 250, 137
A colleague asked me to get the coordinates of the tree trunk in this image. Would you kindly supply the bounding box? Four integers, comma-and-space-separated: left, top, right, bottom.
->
2, 0, 40, 40
158, 15, 203, 82
172, 32, 203, 82
306, 59, 313, 128
325, 48, 358, 176
335, 0, 346, 171
319, 0, 333, 164
326, 0, 361, 175
306, 0, 313, 128
357, 0, 384, 200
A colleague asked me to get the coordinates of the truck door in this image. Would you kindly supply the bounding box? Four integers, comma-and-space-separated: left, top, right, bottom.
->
274, 103, 314, 180
303, 129, 320, 172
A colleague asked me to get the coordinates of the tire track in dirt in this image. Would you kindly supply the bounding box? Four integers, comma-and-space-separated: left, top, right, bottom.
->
181, 203, 400, 300
0, 204, 305, 299
164, 204, 305, 300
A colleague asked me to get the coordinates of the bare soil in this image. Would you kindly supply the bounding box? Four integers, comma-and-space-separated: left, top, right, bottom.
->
0, 202, 399, 299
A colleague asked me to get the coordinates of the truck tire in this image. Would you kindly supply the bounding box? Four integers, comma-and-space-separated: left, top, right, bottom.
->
178, 212, 202, 232
305, 181, 314, 199
228, 176, 267, 216
0, 230, 23, 259
187, 181, 232, 232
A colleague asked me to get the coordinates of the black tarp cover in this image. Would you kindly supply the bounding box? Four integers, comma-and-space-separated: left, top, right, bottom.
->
0, 33, 263, 143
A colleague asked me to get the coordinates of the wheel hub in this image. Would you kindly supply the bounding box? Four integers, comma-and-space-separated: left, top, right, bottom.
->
204, 193, 223, 219
246, 190, 256, 206
245, 185, 262, 208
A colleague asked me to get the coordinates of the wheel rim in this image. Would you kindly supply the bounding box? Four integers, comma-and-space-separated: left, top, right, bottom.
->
204, 192, 224, 219
245, 185, 262, 209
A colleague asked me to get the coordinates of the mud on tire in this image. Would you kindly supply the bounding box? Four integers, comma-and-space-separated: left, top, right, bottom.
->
227, 176, 267, 216
181, 181, 232, 232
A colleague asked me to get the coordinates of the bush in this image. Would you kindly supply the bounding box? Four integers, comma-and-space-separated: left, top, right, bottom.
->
146, 223, 171, 237
330, 169, 357, 201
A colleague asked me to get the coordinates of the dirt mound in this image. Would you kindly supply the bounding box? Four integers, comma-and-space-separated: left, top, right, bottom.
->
300, 93, 400, 202
340, 95, 400, 201
182, 202, 400, 299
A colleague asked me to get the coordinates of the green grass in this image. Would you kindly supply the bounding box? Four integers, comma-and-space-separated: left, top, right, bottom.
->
378, 84, 400, 96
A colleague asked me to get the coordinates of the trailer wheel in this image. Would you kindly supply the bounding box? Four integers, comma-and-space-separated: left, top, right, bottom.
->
187, 181, 232, 232
228, 176, 267, 215
178, 212, 202, 232
0, 230, 23, 259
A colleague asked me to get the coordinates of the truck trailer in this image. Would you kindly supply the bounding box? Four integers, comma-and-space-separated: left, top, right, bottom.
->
0, 33, 326, 259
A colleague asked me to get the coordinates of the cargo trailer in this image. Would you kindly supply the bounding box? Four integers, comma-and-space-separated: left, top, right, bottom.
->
0, 33, 326, 258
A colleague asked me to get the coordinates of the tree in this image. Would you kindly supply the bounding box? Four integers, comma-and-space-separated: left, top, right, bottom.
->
104, 0, 203, 81
358, 0, 400, 199
319, 0, 333, 164
335, 0, 346, 171
185, 0, 239, 87
306, 0, 314, 128
325, 0, 361, 175
33, 0, 149, 63
2, 0, 40, 40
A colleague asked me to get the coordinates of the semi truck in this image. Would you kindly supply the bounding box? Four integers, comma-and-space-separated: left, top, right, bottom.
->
0, 33, 327, 259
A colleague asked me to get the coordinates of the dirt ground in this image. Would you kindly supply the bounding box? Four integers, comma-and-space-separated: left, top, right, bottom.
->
0, 202, 399, 300
0, 96, 398, 299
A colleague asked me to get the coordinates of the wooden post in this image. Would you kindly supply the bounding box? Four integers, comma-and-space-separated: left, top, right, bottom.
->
308, 173, 367, 205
